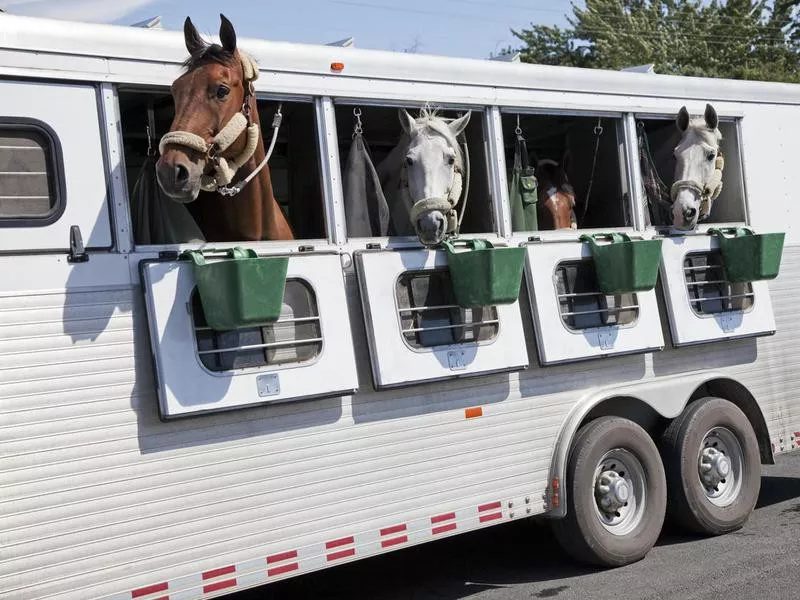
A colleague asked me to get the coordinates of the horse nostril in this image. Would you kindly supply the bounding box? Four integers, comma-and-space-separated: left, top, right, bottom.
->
174, 164, 189, 185
684, 207, 697, 221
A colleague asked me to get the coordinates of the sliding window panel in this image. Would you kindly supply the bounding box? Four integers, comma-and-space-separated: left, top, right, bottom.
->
355, 249, 528, 389
140, 253, 358, 418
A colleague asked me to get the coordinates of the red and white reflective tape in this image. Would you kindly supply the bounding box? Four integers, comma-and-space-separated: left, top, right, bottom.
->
379, 523, 408, 549
325, 536, 356, 562
115, 498, 509, 600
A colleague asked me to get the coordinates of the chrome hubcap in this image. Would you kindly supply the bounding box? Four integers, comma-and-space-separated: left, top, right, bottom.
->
593, 449, 646, 536
698, 427, 743, 507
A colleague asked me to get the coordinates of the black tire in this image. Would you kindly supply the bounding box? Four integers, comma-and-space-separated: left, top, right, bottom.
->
551, 417, 667, 567
660, 397, 760, 535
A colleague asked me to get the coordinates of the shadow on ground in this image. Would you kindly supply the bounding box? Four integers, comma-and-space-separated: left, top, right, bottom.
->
232, 468, 800, 600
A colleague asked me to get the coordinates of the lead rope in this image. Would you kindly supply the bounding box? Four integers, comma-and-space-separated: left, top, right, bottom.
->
218, 103, 283, 197
582, 117, 603, 223
456, 132, 470, 233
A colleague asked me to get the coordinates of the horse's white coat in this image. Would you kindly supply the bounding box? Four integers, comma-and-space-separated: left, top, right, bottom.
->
672, 105, 723, 229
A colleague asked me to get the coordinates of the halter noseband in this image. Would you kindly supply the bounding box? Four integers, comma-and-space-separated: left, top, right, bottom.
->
159, 52, 262, 193
670, 151, 725, 221
406, 162, 464, 238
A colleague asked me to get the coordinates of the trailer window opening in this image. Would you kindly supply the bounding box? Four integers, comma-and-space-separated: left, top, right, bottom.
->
683, 252, 754, 315
637, 116, 747, 227
0, 120, 64, 225
118, 90, 326, 245
395, 269, 499, 349
192, 279, 322, 372
333, 102, 495, 238
555, 260, 639, 330
501, 112, 630, 233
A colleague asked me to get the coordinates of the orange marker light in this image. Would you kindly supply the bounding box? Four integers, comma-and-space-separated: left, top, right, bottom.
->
465, 407, 483, 419
330, 62, 345, 72
550, 477, 561, 508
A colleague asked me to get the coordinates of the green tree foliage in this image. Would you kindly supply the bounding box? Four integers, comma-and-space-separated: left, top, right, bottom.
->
510, 1, 800, 82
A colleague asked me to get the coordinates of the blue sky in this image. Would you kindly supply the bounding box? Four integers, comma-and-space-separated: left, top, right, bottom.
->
2, 0, 575, 59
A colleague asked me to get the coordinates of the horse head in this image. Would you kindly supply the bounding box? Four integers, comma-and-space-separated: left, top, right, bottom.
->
535, 151, 577, 230
156, 14, 260, 203
399, 108, 471, 246
671, 103, 724, 230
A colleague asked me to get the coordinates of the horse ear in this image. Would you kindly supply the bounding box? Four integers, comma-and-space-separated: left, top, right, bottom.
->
676, 106, 690, 132
448, 112, 471, 137
219, 14, 237, 53
184, 17, 206, 57
704, 103, 719, 130
398, 109, 416, 135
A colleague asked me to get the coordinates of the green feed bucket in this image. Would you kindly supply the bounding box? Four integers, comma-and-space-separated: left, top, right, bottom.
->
183, 247, 289, 331
709, 228, 785, 283
441, 239, 526, 308
580, 233, 663, 294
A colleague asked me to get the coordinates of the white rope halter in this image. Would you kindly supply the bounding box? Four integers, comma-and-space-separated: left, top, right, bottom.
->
406, 164, 464, 236
159, 52, 280, 197
670, 151, 725, 220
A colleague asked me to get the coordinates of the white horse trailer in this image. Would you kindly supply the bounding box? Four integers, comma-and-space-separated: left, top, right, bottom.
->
0, 13, 798, 600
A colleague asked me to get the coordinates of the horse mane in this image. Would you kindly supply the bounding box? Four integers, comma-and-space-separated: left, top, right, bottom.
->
182, 43, 236, 71
410, 107, 464, 170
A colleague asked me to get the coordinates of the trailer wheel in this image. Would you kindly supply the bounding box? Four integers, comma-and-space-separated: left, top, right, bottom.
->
552, 417, 667, 567
660, 397, 760, 535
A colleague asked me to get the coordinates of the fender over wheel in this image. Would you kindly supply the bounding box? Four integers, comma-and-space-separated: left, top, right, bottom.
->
660, 396, 761, 535
551, 416, 667, 567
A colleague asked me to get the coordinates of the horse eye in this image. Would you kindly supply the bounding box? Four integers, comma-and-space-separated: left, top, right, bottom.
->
216, 85, 230, 99
447, 155, 455, 166
707, 151, 715, 161
406, 157, 414, 166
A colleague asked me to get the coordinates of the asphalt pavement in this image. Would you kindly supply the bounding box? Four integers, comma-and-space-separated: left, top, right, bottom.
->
230, 451, 800, 600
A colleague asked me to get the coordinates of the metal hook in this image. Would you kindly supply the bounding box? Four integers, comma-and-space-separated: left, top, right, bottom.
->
594, 117, 604, 137
353, 107, 363, 137
515, 114, 522, 137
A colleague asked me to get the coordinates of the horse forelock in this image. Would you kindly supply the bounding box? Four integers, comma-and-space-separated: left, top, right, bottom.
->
409, 112, 464, 169
182, 43, 237, 72
682, 117, 722, 146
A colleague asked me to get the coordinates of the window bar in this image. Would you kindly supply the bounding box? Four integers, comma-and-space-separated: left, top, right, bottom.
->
561, 305, 639, 318
198, 337, 323, 356
398, 304, 461, 313
689, 293, 754, 304
402, 320, 500, 335
194, 316, 320, 331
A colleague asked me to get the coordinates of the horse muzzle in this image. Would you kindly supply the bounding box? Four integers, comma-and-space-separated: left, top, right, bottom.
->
156, 152, 204, 203
410, 197, 457, 246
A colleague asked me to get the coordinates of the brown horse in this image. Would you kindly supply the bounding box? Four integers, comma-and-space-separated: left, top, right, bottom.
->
535, 153, 577, 230
156, 15, 294, 242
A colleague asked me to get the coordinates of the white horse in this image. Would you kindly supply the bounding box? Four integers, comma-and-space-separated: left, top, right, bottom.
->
377, 107, 471, 245
671, 103, 725, 230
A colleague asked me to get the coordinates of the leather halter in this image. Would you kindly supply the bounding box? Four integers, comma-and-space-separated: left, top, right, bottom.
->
670, 151, 725, 221
405, 163, 464, 237
159, 52, 262, 193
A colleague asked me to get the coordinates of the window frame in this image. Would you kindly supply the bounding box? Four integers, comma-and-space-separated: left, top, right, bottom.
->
189, 276, 324, 374
0, 117, 67, 228
553, 258, 641, 333
329, 97, 502, 244
633, 111, 751, 233
498, 107, 637, 239
116, 85, 332, 251
394, 267, 501, 353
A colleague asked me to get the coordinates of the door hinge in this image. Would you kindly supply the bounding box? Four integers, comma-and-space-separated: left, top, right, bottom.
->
68, 225, 89, 264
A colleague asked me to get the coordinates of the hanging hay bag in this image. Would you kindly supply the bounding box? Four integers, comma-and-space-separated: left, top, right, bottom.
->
580, 232, 662, 294
183, 247, 288, 331
709, 228, 785, 283
442, 239, 525, 308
